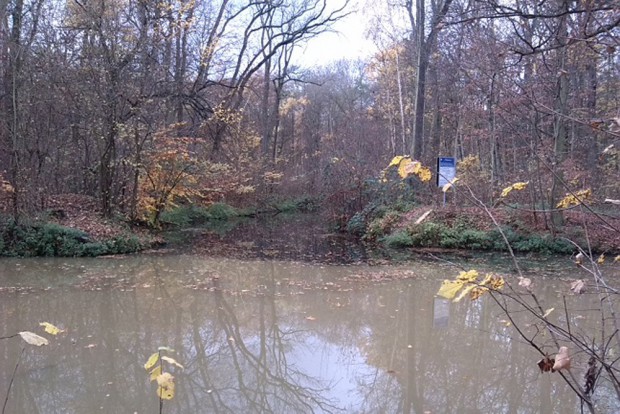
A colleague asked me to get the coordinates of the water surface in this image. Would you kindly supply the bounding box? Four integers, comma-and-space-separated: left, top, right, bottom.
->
0, 253, 617, 413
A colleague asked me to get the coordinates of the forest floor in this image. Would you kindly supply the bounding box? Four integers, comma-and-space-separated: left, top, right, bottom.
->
27, 194, 620, 256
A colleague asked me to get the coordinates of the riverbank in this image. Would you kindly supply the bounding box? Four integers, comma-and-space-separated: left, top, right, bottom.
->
1, 194, 619, 258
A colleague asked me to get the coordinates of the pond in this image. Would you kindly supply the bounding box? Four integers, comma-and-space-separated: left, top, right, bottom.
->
0, 218, 618, 413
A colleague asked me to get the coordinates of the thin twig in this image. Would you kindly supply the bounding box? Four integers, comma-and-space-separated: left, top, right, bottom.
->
2, 347, 25, 414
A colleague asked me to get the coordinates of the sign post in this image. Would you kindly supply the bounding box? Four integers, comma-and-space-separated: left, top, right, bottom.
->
437, 157, 456, 207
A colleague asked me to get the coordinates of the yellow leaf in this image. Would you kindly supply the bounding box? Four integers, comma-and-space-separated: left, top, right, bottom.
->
500, 181, 528, 198
162, 356, 184, 370
556, 189, 591, 209
453, 283, 476, 302
597, 254, 605, 264
18, 331, 49, 346
442, 177, 459, 192
615, 255, 620, 263
388, 155, 406, 167
437, 280, 465, 300
543, 308, 555, 318
398, 158, 412, 178
156, 373, 175, 400
149, 365, 162, 381
39, 322, 63, 336
456, 270, 479, 283
144, 352, 160, 371
417, 166, 432, 182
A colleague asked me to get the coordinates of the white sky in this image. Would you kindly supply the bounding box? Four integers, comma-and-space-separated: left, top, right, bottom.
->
295, 1, 378, 67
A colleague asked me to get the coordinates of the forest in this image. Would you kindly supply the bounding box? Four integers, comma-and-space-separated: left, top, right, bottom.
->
0, 0, 619, 253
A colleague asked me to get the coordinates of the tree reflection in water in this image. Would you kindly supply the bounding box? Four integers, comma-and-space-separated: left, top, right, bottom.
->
0, 255, 616, 413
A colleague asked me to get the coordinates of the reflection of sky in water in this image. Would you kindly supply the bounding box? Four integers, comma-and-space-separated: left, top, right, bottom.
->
287, 333, 373, 412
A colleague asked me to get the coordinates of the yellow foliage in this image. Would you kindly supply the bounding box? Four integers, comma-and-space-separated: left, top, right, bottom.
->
387, 156, 432, 182
556, 189, 592, 209
437, 280, 466, 300
149, 365, 162, 382
457, 270, 479, 283
615, 255, 620, 263
156, 373, 175, 400
597, 254, 605, 264
501, 181, 529, 198
436, 270, 504, 302
144, 352, 160, 370
39, 322, 63, 336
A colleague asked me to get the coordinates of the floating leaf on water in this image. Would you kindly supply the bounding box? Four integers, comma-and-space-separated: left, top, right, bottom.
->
144, 352, 160, 371
542, 308, 555, 318
570, 279, 586, 294
39, 322, 63, 336
18, 331, 49, 346
162, 356, 184, 370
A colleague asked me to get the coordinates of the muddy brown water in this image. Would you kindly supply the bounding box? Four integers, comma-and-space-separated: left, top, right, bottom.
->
1, 217, 619, 413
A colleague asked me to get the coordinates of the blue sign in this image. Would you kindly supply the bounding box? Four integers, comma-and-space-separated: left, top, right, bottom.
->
437, 157, 456, 187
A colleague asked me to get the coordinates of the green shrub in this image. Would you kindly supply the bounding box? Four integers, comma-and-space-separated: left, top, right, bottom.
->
0, 220, 143, 257
207, 203, 239, 220
366, 210, 401, 239
346, 212, 366, 236
382, 230, 414, 247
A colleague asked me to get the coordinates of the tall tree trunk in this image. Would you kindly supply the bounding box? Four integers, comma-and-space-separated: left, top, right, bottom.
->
550, 1, 570, 228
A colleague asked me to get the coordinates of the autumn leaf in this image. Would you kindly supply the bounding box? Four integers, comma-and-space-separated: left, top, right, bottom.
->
437, 280, 465, 300
500, 181, 529, 198
453, 283, 476, 302
597, 254, 605, 264
570, 279, 586, 294
162, 356, 184, 370
149, 365, 162, 381
542, 308, 555, 318
556, 189, 592, 209
156, 372, 175, 400
456, 270, 479, 283
158, 346, 175, 353
144, 352, 160, 370
398, 158, 414, 178
442, 177, 459, 192
18, 331, 49, 346
615, 255, 620, 263
39, 322, 63, 335
388, 155, 406, 168
537, 356, 555, 373
552, 347, 571, 372
575, 252, 584, 265
305, 316, 317, 321
518, 277, 532, 290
